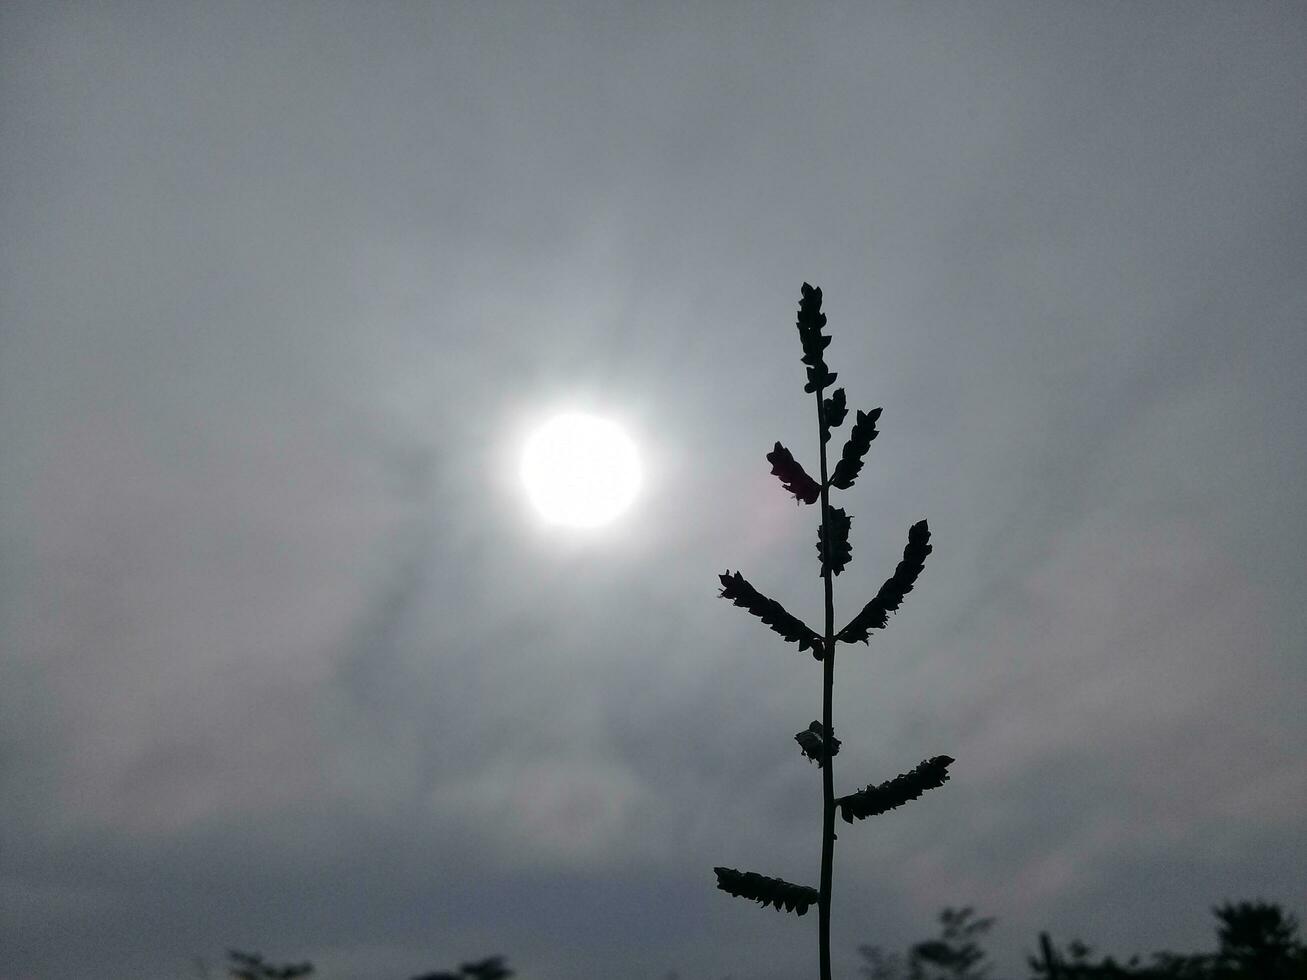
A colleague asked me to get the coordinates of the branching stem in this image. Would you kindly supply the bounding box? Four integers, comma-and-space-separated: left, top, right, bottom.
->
711, 285, 946, 980
816, 387, 836, 980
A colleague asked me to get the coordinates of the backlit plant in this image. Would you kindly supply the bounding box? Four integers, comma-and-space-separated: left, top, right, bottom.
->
713, 283, 954, 980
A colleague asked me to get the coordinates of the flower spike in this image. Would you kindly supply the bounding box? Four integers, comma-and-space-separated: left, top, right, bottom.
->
796, 283, 837, 393
719, 571, 825, 659
816, 507, 852, 576
767, 442, 822, 505
829, 408, 881, 490
837, 520, 931, 643
821, 388, 848, 442
836, 756, 954, 822
714, 867, 819, 916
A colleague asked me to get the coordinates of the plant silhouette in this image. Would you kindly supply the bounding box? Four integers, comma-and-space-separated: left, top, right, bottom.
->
1028, 900, 1307, 979
858, 907, 994, 980
714, 283, 953, 980
201, 952, 512, 980
411, 956, 514, 980
853, 899, 1306, 980
225, 950, 314, 980
907, 907, 995, 980
1212, 900, 1303, 979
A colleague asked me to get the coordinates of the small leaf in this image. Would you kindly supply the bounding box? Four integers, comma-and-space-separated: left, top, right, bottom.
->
837, 520, 932, 644
719, 571, 824, 659
837, 755, 955, 823
817, 507, 852, 576
822, 388, 848, 442
829, 408, 881, 490
766, 442, 821, 505
795, 720, 841, 767
714, 866, 819, 916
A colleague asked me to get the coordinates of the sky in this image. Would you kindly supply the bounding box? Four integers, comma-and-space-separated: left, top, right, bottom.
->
2, 3, 1306, 978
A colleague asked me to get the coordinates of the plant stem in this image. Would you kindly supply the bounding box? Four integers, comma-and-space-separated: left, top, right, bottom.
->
816, 388, 836, 980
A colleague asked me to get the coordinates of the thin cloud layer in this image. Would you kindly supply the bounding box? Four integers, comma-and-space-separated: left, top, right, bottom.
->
2, 4, 1305, 978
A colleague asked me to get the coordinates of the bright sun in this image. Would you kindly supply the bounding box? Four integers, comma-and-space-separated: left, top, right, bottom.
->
521, 413, 642, 528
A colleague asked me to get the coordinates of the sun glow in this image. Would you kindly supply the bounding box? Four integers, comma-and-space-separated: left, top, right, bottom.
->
521, 413, 641, 528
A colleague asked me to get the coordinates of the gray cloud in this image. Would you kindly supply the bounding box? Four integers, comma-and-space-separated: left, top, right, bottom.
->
3, 3, 1305, 978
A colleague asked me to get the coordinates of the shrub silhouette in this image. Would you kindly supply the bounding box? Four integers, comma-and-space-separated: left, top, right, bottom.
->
411, 956, 514, 980
203, 950, 512, 980
909, 907, 995, 980
714, 283, 953, 980
855, 900, 1306, 980
858, 907, 993, 980
225, 950, 314, 979
1029, 900, 1307, 979
1212, 900, 1304, 979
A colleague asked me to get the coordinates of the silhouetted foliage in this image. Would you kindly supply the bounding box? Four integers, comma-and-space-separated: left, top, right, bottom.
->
856, 904, 1306, 980
713, 283, 949, 980
838, 519, 933, 643
859, 908, 993, 980
829, 408, 882, 491
837, 755, 954, 823
823, 387, 849, 441
1027, 899, 1307, 980
768, 442, 823, 504
909, 907, 995, 980
817, 506, 853, 576
1031, 934, 1209, 980
795, 720, 841, 768
717, 570, 824, 658
226, 950, 314, 980
1213, 900, 1303, 979
714, 866, 819, 916
797, 282, 837, 392
411, 956, 513, 980
206, 949, 514, 980
859, 944, 906, 980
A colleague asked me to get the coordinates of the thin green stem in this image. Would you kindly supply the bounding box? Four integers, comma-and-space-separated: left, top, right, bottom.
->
816, 388, 836, 980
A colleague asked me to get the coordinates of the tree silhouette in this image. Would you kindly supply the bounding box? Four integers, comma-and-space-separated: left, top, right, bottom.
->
858, 944, 905, 980
714, 283, 953, 980
411, 957, 513, 980
908, 907, 995, 980
858, 908, 994, 980
225, 950, 314, 980
1212, 901, 1304, 980
1028, 900, 1307, 979
205, 950, 513, 980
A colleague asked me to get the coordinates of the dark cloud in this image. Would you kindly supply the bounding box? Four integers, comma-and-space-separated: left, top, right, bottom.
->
3, 3, 1305, 978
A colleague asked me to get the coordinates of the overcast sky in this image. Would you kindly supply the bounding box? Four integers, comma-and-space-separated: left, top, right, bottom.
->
3, 4, 1306, 979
